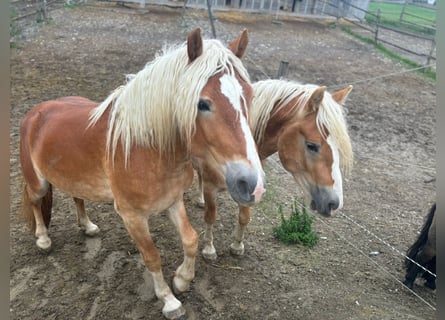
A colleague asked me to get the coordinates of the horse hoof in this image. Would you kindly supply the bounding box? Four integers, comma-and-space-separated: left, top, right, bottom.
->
36, 236, 52, 252
230, 242, 244, 256
163, 304, 187, 320
202, 247, 217, 261
424, 281, 436, 290
84, 224, 100, 236
196, 200, 205, 208
202, 251, 217, 261
172, 276, 190, 295
403, 280, 413, 289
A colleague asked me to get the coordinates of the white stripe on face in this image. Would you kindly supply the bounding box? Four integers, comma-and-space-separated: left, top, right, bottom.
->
219, 74, 264, 181
326, 135, 343, 210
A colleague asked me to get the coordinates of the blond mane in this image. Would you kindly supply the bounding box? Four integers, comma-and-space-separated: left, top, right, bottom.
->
251, 79, 353, 174
88, 38, 250, 165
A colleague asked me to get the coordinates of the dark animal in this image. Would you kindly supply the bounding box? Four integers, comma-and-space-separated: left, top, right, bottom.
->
403, 202, 436, 290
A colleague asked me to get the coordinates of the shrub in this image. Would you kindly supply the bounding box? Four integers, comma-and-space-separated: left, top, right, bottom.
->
273, 198, 319, 248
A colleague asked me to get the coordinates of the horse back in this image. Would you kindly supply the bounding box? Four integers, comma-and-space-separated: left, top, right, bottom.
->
20, 96, 195, 210
20, 97, 112, 201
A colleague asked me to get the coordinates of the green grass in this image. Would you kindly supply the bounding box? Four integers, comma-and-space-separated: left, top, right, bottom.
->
366, 1, 435, 35
341, 26, 436, 80
273, 198, 319, 248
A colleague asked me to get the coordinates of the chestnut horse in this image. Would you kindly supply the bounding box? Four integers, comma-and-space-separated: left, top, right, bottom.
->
19, 28, 265, 319
194, 79, 353, 260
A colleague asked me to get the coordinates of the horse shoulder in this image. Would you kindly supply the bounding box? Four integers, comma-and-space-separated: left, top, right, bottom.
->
107, 147, 195, 213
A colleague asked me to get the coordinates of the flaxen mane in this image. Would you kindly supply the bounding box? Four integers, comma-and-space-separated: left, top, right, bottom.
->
251, 79, 353, 174
88, 39, 250, 164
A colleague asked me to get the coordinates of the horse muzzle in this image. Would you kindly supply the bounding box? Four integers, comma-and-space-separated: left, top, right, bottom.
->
310, 186, 342, 217
225, 161, 266, 206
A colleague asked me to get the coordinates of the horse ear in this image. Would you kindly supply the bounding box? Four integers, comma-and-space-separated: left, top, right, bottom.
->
228, 29, 249, 59
187, 28, 203, 63
309, 86, 326, 111
331, 85, 353, 105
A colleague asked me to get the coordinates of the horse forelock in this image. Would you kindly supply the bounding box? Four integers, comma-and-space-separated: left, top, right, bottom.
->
316, 91, 353, 175
251, 79, 353, 174
251, 80, 314, 146
88, 38, 250, 165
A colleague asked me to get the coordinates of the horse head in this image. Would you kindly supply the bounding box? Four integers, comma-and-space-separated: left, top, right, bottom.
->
276, 84, 353, 217
187, 28, 266, 206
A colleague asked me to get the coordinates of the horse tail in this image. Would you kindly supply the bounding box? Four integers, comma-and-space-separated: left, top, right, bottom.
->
21, 183, 53, 233
405, 203, 436, 267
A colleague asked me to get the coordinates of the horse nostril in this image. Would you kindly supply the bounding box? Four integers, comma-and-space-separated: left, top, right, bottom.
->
237, 179, 250, 196
328, 199, 339, 211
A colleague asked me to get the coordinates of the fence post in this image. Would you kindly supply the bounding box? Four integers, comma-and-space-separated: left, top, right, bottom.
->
276, 61, 289, 79
206, 0, 217, 38
36, 0, 48, 22
335, 0, 340, 27
400, 0, 407, 23
425, 38, 436, 71
374, 8, 380, 44
272, 0, 282, 24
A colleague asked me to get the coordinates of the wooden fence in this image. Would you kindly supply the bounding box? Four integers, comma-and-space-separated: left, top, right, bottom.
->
337, 1, 436, 67
10, 0, 58, 23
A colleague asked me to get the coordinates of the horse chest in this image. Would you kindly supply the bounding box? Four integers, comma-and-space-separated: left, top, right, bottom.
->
110, 163, 194, 214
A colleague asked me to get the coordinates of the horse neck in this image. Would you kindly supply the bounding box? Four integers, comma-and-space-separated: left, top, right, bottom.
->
105, 128, 191, 171
256, 100, 302, 160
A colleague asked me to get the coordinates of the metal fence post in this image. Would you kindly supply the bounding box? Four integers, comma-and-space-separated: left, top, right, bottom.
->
375, 8, 380, 44
206, 0, 217, 38
425, 38, 436, 70
400, 0, 407, 23
276, 61, 289, 79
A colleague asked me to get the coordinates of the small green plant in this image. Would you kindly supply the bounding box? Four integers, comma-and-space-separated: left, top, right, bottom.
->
273, 198, 319, 248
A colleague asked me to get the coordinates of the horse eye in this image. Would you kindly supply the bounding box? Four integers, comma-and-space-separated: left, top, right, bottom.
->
306, 142, 320, 153
198, 100, 211, 112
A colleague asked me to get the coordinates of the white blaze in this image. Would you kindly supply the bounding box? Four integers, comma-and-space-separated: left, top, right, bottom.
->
327, 135, 343, 210
219, 74, 265, 195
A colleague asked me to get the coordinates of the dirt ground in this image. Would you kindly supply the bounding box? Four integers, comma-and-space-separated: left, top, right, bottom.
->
9, 2, 436, 320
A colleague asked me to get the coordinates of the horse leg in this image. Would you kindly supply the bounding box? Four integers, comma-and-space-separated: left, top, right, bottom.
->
22, 182, 53, 251
168, 199, 199, 293
119, 211, 185, 320
404, 259, 420, 289
423, 257, 436, 289
419, 242, 436, 289
230, 205, 250, 256
202, 188, 218, 260
404, 244, 435, 289
195, 166, 205, 208
73, 197, 100, 236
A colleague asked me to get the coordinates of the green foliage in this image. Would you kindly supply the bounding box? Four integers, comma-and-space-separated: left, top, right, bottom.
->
367, 2, 435, 23
273, 198, 319, 248
365, 2, 435, 36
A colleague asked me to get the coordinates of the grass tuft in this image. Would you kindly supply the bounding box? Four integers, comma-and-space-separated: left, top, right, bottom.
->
273, 198, 319, 248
